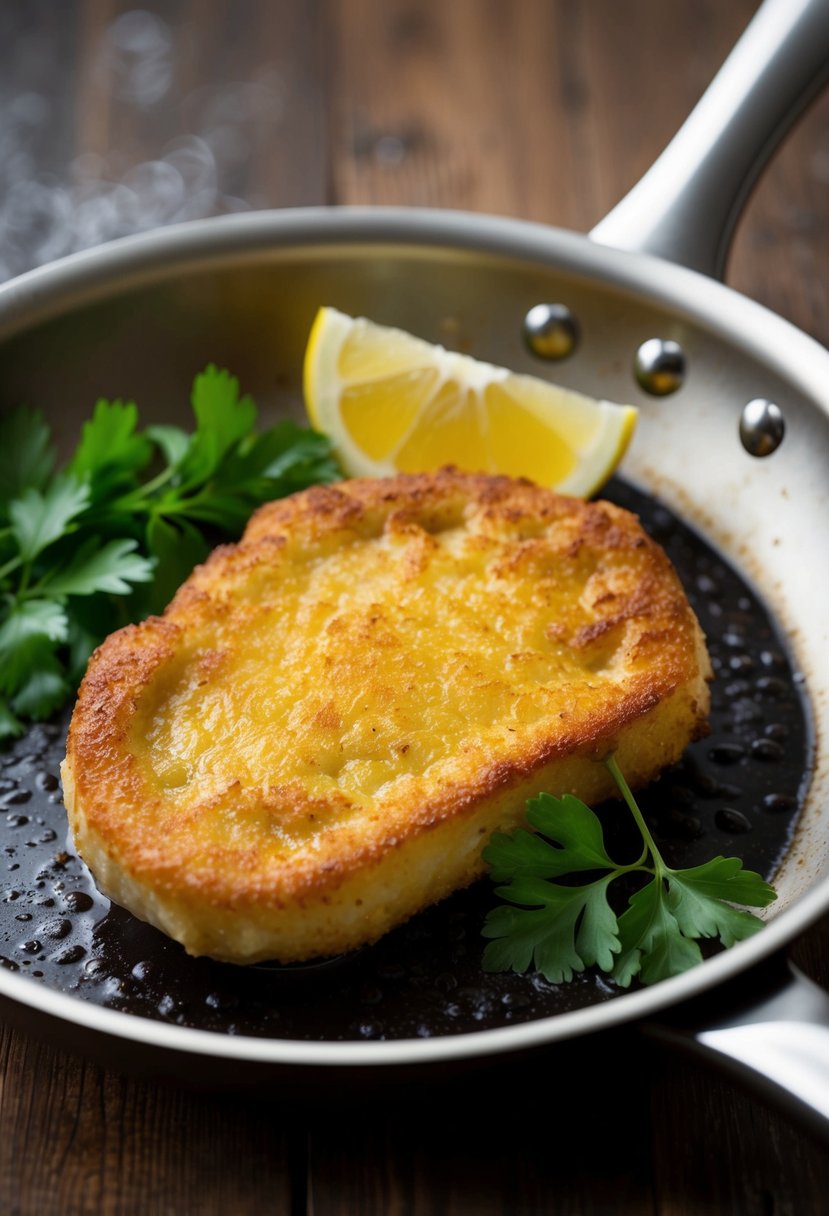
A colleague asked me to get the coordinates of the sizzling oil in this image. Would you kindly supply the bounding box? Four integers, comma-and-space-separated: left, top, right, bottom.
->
0, 480, 812, 1041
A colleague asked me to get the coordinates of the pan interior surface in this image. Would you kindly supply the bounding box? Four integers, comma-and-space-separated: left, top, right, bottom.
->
0, 211, 828, 1062
0, 477, 810, 1041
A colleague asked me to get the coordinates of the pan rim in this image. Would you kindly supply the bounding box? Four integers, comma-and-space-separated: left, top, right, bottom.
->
2, 203, 829, 418
0, 924, 814, 1067
1, 203, 828, 1067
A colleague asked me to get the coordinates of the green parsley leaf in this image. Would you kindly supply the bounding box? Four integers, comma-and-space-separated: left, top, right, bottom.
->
143, 515, 210, 613
159, 489, 258, 533
69, 399, 153, 499
0, 599, 68, 647
576, 879, 623, 970
611, 881, 703, 988
482, 756, 777, 989
0, 407, 55, 510
9, 639, 69, 720
486, 791, 623, 882
39, 538, 155, 598
65, 596, 126, 685
483, 887, 590, 983
9, 475, 90, 562
174, 366, 258, 489
146, 424, 190, 469
0, 697, 23, 743
483, 875, 619, 982
147, 419, 337, 536
0, 601, 68, 695
667, 858, 774, 948
0, 364, 336, 732
217, 421, 339, 497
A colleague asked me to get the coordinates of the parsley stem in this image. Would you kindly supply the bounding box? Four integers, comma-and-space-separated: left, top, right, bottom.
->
605, 754, 667, 875
100, 468, 177, 517
136, 465, 176, 498
0, 555, 23, 583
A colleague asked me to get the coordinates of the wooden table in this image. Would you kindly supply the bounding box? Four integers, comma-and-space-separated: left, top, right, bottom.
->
2, 1, 829, 1211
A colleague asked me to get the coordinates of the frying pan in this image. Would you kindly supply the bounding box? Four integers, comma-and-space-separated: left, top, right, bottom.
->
2, 0, 829, 1133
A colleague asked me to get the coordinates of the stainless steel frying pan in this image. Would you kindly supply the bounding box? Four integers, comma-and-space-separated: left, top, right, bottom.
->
2, 0, 829, 1132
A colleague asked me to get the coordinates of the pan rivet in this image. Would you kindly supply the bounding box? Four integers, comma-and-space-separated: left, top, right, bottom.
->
634, 339, 685, 396
739, 398, 785, 457
522, 304, 579, 360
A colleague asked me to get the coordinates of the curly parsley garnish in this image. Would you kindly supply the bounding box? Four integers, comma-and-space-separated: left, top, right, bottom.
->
0, 366, 338, 738
482, 756, 777, 987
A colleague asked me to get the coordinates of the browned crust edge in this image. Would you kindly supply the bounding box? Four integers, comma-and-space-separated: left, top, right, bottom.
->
63, 469, 712, 931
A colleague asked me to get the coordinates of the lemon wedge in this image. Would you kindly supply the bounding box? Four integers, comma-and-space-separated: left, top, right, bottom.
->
303, 307, 638, 497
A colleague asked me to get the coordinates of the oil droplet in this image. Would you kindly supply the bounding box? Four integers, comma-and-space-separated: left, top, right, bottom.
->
715, 808, 752, 834
52, 945, 87, 965
63, 890, 94, 913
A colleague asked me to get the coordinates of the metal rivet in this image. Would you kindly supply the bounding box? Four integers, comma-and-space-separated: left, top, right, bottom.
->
522, 303, 579, 360
739, 398, 785, 457
634, 338, 686, 396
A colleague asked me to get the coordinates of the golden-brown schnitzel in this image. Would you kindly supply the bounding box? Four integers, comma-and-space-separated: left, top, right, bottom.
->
62, 469, 711, 963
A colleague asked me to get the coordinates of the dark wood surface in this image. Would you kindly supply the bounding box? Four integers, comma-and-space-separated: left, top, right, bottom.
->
2, 1, 829, 1212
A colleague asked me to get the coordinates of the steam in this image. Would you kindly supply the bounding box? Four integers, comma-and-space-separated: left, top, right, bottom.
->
0, 10, 287, 283
104, 9, 174, 106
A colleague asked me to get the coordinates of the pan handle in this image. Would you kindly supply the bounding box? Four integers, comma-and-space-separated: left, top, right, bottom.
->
589, 0, 829, 280
644, 955, 829, 1140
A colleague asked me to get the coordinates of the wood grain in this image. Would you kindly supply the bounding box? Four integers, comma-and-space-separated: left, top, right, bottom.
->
649, 1052, 829, 1216
74, 0, 329, 251
0, 1025, 295, 1216
324, 0, 829, 343
325, 0, 753, 226
2, 0, 829, 1212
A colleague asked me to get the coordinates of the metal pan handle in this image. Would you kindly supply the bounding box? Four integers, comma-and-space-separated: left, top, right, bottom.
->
644, 957, 829, 1141
590, 0, 829, 279
593, 0, 829, 1137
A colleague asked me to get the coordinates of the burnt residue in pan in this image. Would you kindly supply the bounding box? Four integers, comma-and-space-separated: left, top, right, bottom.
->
0, 480, 812, 1041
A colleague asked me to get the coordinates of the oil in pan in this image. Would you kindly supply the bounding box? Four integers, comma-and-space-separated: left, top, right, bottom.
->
0, 480, 812, 1041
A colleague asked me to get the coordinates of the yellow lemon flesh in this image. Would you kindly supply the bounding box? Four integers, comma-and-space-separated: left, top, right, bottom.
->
303, 307, 638, 497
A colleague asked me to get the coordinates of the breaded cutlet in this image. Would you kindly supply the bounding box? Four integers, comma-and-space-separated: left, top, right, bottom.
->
61, 469, 711, 964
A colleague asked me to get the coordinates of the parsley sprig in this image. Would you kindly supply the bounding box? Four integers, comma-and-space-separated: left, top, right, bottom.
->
0, 366, 338, 739
482, 755, 777, 987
